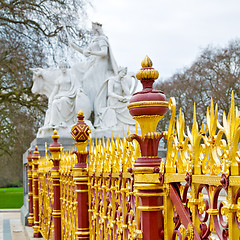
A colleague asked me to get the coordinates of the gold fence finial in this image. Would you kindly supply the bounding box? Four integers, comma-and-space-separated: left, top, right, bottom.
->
78, 110, 84, 116
136, 56, 159, 81
52, 129, 59, 141
141, 55, 152, 68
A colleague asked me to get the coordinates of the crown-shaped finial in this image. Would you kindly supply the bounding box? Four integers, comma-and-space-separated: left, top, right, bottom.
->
71, 111, 91, 142
136, 56, 159, 81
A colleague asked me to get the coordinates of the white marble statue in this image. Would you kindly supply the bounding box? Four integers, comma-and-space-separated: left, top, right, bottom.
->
31, 62, 92, 137
94, 67, 137, 129
46, 61, 76, 128
70, 22, 118, 109
31, 22, 140, 138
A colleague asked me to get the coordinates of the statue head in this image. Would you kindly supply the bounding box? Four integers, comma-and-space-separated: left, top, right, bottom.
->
118, 66, 128, 78
58, 60, 68, 73
92, 22, 103, 35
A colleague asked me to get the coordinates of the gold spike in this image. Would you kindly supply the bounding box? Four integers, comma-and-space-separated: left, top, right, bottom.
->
200, 122, 205, 133
102, 134, 105, 148
106, 135, 110, 147
116, 131, 120, 140
192, 102, 198, 142
212, 102, 218, 135
45, 142, 47, 157
230, 91, 235, 139
236, 106, 239, 127
111, 130, 113, 140
167, 97, 176, 140
135, 122, 138, 135
210, 98, 214, 134
176, 113, 180, 140
127, 126, 131, 136
122, 126, 125, 138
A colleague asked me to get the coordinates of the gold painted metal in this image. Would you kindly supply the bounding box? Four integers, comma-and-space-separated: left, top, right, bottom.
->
134, 173, 161, 183
192, 175, 221, 185
165, 92, 240, 177
137, 206, 164, 211
164, 173, 186, 183
32, 83, 240, 239
88, 130, 140, 239
186, 223, 194, 240
132, 115, 164, 137
128, 100, 168, 109
162, 92, 240, 239
136, 55, 159, 80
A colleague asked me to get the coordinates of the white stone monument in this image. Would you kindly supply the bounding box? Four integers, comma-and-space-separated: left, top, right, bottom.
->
31, 22, 139, 138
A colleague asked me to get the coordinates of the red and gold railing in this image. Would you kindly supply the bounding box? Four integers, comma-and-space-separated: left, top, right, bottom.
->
162, 91, 240, 240
60, 152, 77, 240
88, 133, 141, 239
38, 154, 54, 239
26, 56, 240, 240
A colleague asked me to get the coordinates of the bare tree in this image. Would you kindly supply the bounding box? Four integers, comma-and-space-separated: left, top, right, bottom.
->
0, 0, 92, 186
155, 39, 240, 133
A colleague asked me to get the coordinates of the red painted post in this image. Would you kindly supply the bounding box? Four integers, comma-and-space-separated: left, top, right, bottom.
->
127, 56, 168, 239
32, 146, 42, 238
27, 150, 34, 227
71, 110, 91, 240
49, 130, 62, 240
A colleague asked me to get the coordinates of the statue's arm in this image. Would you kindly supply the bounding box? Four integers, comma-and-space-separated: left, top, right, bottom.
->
86, 45, 108, 57
70, 42, 84, 54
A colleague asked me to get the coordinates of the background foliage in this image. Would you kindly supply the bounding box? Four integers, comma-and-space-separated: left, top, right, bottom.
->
0, 0, 91, 187
155, 39, 240, 136
1, 1, 240, 188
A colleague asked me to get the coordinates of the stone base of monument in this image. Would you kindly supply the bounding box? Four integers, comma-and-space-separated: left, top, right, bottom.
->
93, 125, 139, 139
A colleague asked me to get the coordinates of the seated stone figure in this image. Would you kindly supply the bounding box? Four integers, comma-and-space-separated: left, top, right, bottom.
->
95, 67, 136, 129
43, 61, 76, 129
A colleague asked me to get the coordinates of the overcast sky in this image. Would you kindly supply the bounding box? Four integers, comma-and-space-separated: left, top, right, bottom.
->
87, 0, 240, 79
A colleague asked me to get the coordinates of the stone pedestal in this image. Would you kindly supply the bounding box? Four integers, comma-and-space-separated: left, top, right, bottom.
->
93, 125, 140, 139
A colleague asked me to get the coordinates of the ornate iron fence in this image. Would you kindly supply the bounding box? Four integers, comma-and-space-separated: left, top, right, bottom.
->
26, 57, 240, 240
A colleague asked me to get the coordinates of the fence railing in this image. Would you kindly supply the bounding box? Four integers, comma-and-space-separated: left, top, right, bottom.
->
26, 56, 240, 239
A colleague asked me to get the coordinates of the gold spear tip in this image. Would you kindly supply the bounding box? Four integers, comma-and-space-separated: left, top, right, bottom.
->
53, 129, 58, 135
141, 55, 153, 68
